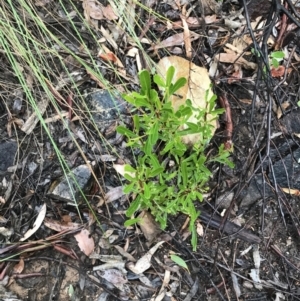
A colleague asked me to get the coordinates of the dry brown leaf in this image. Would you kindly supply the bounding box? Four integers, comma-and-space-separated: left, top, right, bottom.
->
271, 66, 285, 78
239, 98, 252, 105
82, 0, 117, 21
204, 14, 218, 24
196, 221, 204, 236
13, 258, 24, 274
276, 101, 290, 119
44, 218, 82, 232
281, 187, 300, 196
101, 4, 118, 20
105, 186, 124, 203
157, 56, 216, 145
74, 229, 95, 256
148, 32, 200, 51
99, 52, 117, 63
7, 118, 24, 137
98, 45, 126, 76
35, 0, 52, 6
228, 65, 243, 84
99, 269, 128, 290
127, 241, 164, 274
20, 203, 47, 241
137, 211, 162, 243
216, 53, 257, 70
21, 98, 49, 134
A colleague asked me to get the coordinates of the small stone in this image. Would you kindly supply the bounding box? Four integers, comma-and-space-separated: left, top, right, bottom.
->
0, 141, 18, 175
47, 164, 92, 203
84, 89, 127, 125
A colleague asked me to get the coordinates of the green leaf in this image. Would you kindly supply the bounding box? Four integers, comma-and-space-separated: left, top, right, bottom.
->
144, 139, 153, 155
170, 254, 189, 271
133, 115, 140, 132
271, 51, 284, 59
149, 167, 164, 177
166, 66, 175, 87
143, 183, 151, 199
190, 225, 197, 251
181, 161, 188, 186
139, 69, 151, 96
116, 126, 137, 138
169, 77, 187, 95
149, 122, 159, 145
125, 164, 136, 173
272, 58, 279, 68
126, 197, 141, 217
124, 217, 141, 227
153, 74, 166, 88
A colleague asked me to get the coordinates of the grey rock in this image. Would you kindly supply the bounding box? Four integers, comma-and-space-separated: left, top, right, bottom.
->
47, 164, 92, 203
0, 140, 17, 175
84, 89, 127, 124
240, 175, 274, 208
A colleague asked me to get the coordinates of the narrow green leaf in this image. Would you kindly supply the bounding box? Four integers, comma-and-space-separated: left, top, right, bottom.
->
170, 255, 189, 271
149, 167, 164, 177
139, 69, 151, 96
153, 74, 166, 87
181, 161, 188, 186
191, 225, 197, 252
148, 154, 161, 169
169, 77, 186, 95
125, 165, 136, 173
126, 197, 141, 217
133, 115, 140, 132
143, 183, 151, 199
123, 182, 136, 194
149, 122, 159, 145
166, 66, 175, 87
124, 217, 141, 227
116, 126, 136, 138
144, 139, 152, 155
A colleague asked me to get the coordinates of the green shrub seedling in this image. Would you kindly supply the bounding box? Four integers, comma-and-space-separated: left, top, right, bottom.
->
117, 67, 234, 250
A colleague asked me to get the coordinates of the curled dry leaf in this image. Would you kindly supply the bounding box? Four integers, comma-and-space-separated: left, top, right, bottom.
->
157, 56, 216, 145
216, 52, 257, 70
20, 203, 47, 242
74, 229, 95, 256
271, 65, 285, 77
98, 45, 126, 76
276, 101, 290, 119
127, 241, 164, 274
98, 269, 128, 290
44, 218, 82, 232
82, 0, 117, 21
148, 32, 200, 51
13, 258, 24, 274
137, 211, 162, 243
196, 221, 204, 237
281, 187, 300, 196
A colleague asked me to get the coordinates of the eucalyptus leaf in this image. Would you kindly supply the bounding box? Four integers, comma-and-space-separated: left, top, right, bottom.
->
170, 255, 189, 271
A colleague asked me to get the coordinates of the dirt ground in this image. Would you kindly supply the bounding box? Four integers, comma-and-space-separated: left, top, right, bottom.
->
1, 0, 300, 300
